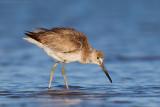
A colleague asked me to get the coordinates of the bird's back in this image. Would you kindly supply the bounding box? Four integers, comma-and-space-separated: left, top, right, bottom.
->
24, 27, 92, 63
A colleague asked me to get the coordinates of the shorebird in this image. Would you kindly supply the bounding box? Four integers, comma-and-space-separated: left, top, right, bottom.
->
23, 27, 112, 89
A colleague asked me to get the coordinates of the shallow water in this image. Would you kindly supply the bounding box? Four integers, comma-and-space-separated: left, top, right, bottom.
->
0, 0, 160, 107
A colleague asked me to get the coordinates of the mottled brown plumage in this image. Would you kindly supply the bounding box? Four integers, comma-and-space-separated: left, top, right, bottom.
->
24, 27, 91, 63
23, 27, 112, 89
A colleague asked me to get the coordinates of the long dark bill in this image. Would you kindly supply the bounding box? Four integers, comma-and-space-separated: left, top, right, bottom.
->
100, 63, 112, 83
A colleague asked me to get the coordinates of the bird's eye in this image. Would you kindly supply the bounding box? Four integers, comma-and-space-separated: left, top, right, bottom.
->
97, 57, 99, 59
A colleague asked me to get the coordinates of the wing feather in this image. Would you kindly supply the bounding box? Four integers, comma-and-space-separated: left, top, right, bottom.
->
24, 27, 90, 53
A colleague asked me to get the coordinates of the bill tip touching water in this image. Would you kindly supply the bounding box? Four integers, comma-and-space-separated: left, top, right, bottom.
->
23, 27, 112, 89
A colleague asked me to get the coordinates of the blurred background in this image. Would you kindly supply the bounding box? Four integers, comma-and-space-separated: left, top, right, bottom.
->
0, 0, 160, 107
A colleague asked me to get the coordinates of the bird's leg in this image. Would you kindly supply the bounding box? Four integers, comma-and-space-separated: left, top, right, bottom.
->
48, 62, 58, 89
62, 60, 69, 89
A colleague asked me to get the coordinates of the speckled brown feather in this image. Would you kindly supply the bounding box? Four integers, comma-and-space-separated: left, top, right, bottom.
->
25, 27, 92, 62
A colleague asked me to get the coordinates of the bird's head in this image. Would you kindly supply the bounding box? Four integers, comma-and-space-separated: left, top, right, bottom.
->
90, 49, 112, 83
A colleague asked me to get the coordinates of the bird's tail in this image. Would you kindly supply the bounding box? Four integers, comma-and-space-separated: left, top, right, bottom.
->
24, 31, 40, 42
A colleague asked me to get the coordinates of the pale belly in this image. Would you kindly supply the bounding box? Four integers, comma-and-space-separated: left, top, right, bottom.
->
43, 46, 82, 63
23, 37, 82, 63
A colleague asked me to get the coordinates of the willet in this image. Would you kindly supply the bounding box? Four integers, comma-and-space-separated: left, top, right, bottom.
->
23, 27, 112, 89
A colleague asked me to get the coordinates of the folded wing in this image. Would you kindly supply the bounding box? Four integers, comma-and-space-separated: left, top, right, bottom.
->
24, 27, 89, 53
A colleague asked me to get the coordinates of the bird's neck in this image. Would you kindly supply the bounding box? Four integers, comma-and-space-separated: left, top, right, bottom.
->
84, 49, 94, 64
79, 48, 93, 64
